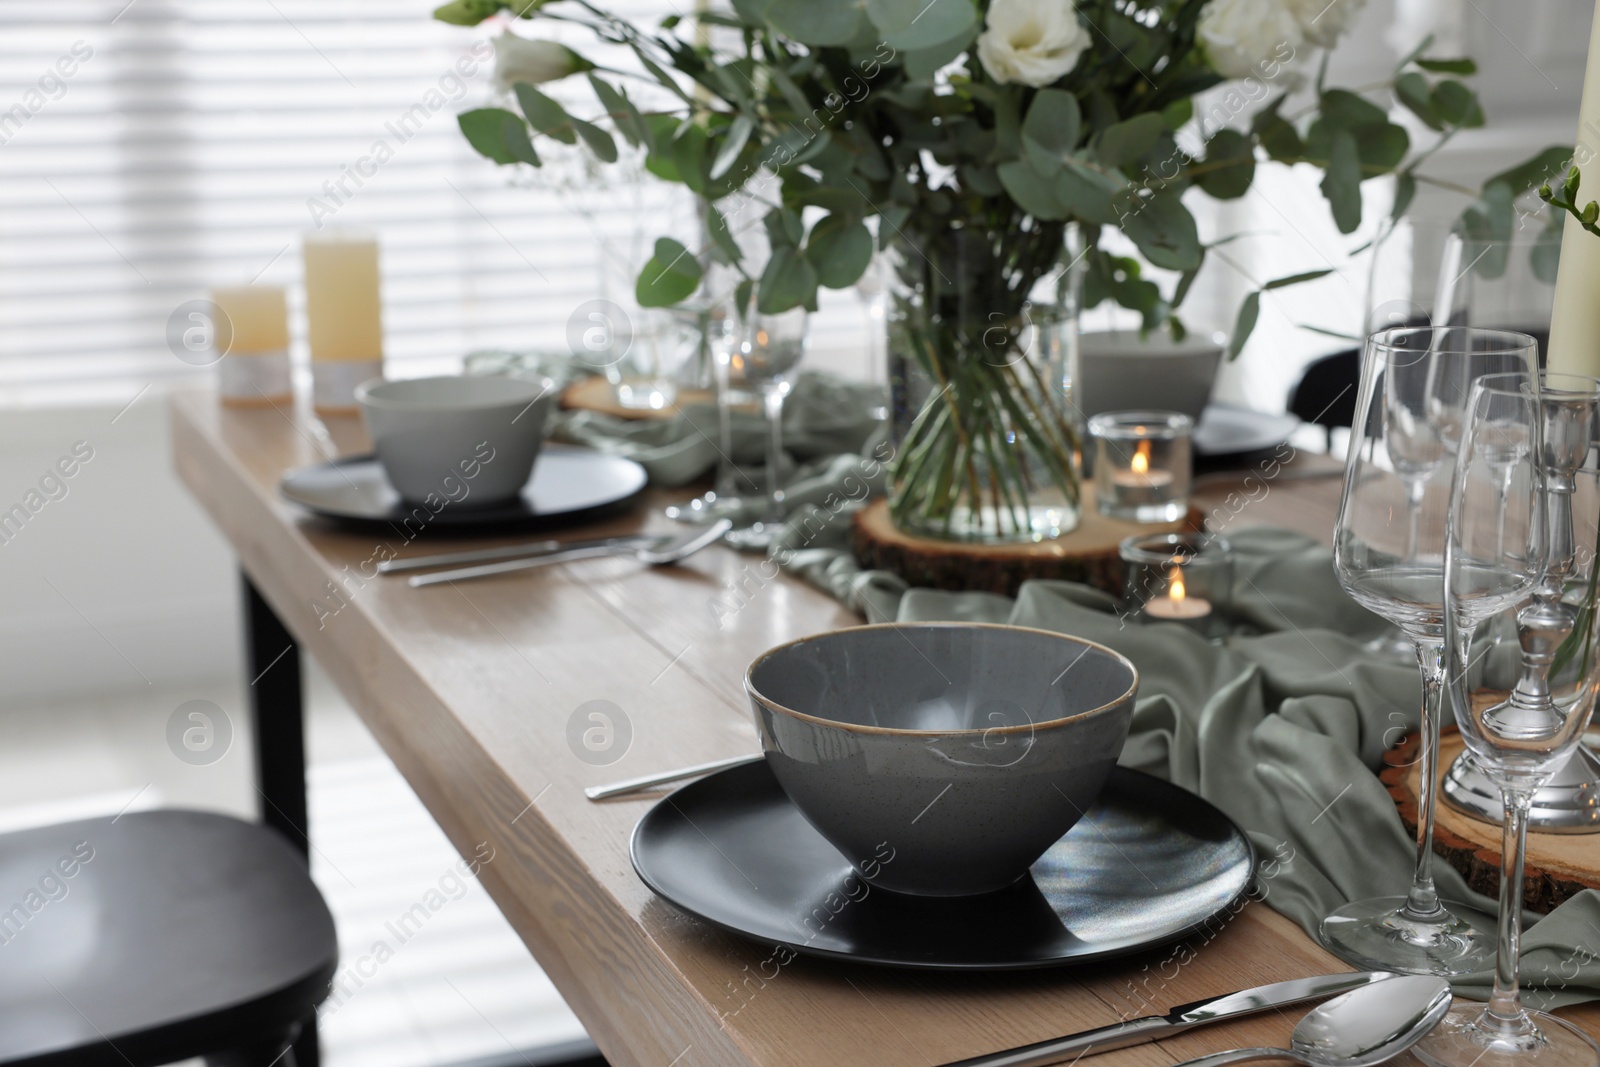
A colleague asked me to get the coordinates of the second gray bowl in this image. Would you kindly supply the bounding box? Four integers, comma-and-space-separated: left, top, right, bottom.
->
745, 623, 1138, 897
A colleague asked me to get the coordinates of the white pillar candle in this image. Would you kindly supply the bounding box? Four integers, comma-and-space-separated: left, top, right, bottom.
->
303, 230, 384, 412
1546, 7, 1600, 377
211, 285, 291, 406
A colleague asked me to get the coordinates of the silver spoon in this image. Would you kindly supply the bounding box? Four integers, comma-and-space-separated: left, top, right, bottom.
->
408, 518, 731, 587
1173, 974, 1451, 1067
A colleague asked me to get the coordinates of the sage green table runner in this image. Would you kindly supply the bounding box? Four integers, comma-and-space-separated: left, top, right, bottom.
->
477, 356, 1600, 1006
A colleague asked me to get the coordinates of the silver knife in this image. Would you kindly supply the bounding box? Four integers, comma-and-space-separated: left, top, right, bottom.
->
940, 971, 1395, 1067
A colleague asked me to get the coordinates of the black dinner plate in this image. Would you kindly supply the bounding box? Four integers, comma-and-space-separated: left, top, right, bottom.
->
631, 760, 1255, 970
1193, 404, 1301, 459
279, 445, 648, 530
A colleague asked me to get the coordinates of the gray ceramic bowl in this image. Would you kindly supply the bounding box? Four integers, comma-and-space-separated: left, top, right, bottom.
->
745, 623, 1138, 897
356, 375, 554, 506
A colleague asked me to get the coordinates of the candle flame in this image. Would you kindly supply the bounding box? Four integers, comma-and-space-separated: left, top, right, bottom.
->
1131, 440, 1150, 475
1168, 566, 1186, 603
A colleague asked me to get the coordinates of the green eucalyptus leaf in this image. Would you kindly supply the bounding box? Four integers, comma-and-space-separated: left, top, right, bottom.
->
1095, 113, 1164, 168
765, 207, 805, 247
457, 108, 526, 165
767, 0, 862, 46
1161, 99, 1194, 131
1391, 171, 1418, 221
803, 214, 874, 289
757, 246, 819, 313
710, 114, 755, 181
882, 0, 976, 51
1394, 33, 1435, 73
1055, 162, 1121, 224
730, 0, 774, 24
1197, 128, 1254, 200
588, 75, 646, 148
637, 237, 703, 307
1355, 122, 1409, 174
1263, 269, 1335, 291
670, 122, 710, 193
1394, 72, 1441, 130
433, 0, 502, 26
1321, 128, 1362, 233
1020, 88, 1082, 171
571, 117, 617, 162
1416, 56, 1476, 74
1117, 192, 1202, 271
1432, 80, 1484, 128
514, 83, 576, 144
502, 115, 542, 165
1253, 107, 1302, 163
1532, 212, 1565, 284
903, 25, 979, 79
1229, 290, 1261, 360
998, 160, 1067, 220
959, 163, 1003, 197
1319, 89, 1388, 130
1486, 145, 1573, 198
705, 204, 743, 265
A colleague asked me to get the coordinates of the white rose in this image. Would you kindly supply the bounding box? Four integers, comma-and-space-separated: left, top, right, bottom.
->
492, 31, 589, 92
976, 0, 1090, 88
1287, 0, 1366, 47
1197, 0, 1305, 80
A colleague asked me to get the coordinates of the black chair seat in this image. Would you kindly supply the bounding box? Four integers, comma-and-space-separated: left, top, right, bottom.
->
0, 810, 336, 1067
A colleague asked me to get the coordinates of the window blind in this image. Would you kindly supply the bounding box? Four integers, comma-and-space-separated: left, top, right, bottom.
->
0, 0, 877, 408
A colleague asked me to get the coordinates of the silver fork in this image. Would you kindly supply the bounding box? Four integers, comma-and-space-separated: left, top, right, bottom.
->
407, 518, 732, 587
377, 533, 661, 575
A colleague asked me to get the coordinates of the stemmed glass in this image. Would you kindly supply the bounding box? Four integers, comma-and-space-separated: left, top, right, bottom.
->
724, 303, 808, 550
665, 290, 755, 524
1422, 370, 1600, 1066
1324, 326, 1537, 975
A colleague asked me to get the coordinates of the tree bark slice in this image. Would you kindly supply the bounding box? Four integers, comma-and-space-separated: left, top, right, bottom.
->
1382, 726, 1600, 914
850, 493, 1204, 598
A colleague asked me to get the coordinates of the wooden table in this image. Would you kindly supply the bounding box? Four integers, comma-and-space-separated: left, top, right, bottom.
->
169, 392, 1599, 1067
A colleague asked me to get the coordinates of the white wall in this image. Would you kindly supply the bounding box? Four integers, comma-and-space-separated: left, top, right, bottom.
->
0, 391, 241, 704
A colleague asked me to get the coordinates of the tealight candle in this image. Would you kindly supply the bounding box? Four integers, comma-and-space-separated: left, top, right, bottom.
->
304, 229, 384, 413
1090, 411, 1193, 522
1143, 566, 1212, 620
1120, 533, 1233, 640
211, 284, 290, 406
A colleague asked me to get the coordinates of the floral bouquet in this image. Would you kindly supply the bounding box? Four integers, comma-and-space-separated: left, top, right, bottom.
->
435, 0, 1565, 542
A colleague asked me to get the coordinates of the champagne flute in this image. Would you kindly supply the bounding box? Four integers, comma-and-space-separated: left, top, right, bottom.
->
1420, 370, 1600, 1067
724, 303, 808, 550
1322, 326, 1536, 975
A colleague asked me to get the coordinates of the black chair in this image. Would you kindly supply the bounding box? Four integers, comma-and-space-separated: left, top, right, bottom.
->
1287, 348, 1361, 453
0, 809, 336, 1067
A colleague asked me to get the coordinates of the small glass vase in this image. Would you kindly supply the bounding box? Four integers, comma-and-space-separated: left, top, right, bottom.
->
885, 225, 1084, 543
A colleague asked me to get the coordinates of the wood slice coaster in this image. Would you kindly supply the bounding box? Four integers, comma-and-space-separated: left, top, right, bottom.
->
560, 375, 712, 421
1382, 724, 1600, 914
850, 492, 1204, 598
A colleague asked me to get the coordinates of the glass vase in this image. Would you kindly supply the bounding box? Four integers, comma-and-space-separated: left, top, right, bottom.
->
885, 224, 1084, 543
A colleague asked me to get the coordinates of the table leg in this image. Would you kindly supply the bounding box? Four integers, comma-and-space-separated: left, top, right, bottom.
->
241, 572, 319, 1067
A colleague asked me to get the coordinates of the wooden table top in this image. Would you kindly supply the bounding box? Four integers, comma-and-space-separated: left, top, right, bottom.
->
169, 391, 1597, 1066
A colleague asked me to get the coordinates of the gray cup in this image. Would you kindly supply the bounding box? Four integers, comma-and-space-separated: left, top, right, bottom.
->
746, 623, 1138, 897
356, 375, 554, 506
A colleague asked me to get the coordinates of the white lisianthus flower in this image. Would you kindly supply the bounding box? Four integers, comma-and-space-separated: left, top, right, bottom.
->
1287, 0, 1366, 47
1197, 0, 1305, 80
976, 0, 1090, 88
492, 31, 590, 92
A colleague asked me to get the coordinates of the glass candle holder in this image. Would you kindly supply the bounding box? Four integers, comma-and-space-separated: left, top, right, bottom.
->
1119, 532, 1233, 640
1088, 411, 1193, 523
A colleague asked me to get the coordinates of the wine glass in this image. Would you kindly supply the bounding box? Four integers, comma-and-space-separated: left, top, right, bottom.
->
1420, 371, 1600, 1067
724, 302, 808, 550
664, 288, 758, 524
1323, 326, 1537, 975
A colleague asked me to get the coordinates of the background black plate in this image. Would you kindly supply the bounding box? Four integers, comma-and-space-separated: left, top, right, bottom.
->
279, 445, 648, 530
631, 761, 1254, 970
1193, 404, 1301, 459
